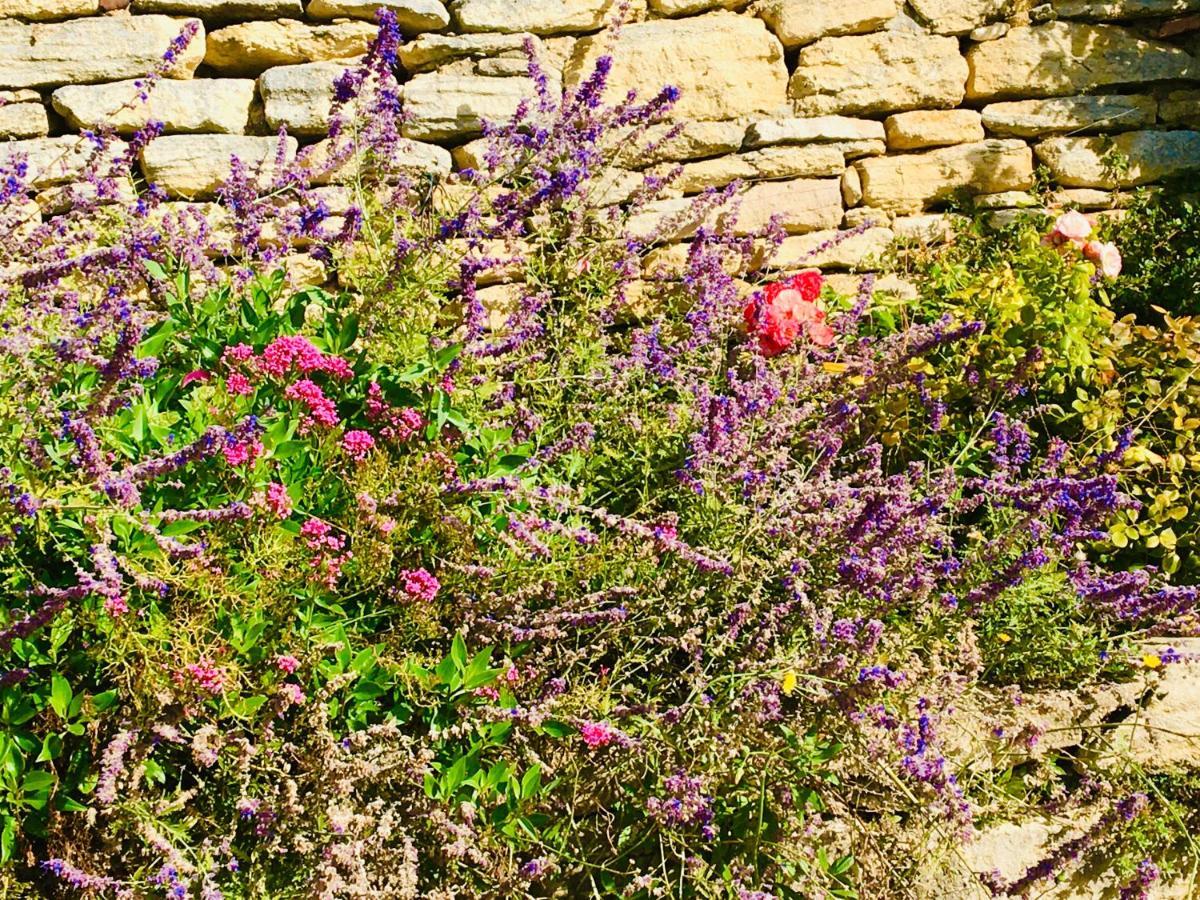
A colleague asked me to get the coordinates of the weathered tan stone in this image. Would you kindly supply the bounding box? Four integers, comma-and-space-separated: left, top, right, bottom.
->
669, 146, 845, 193
755, 0, 900, 49
623, 197, 717, 241
649, 0, 745, 14
842, 206, 891, 228
974, 190, 1040, 209
205, 19, 376, 75
140, 135, 298, 198
908, 0, 1011, 34
258, 62, 348, 136
0, 103, 49, 139
0, 0, 96, 19
1035, 130, 1200, 188
401, 73, 541, 141
826, 272, 917, 300
566, 14, 789, 121
34, 178, 137, 215
131, 0, 302, 18
641, 242, 749, 278
965, 23, 1195, 101
0, 136, 127, 188
885, 110, 985, 150
1105, 640, 1200, 772
744, 116, 885, 148
1050, 188, 1117, 209
51, 79, 256, 135
1053, 0, 1200, 18
307, 0, 450, 31
612, 121, 747, 167
721, 178, 843, 235
0, 16, 205, 89
970, 23, 1009, 41
856, 140, 1034, 213
453, 0, 615, 34
764, 226, 895, 269
790, 33, 968, 116
1160, 89, 1200, 125
981, 95, 1157, 137
892, 212, 960, 243
303, 136, 452, 184
399, 32, 539, 72
841, 166, 862, 206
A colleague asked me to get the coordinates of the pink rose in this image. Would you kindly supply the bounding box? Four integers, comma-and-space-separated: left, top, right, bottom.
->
1050, 210, 1092, 246
1083, 240, 1122, 279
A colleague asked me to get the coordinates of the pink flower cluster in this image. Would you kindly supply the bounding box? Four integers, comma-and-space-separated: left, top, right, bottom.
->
223, 437, 263, 468
579, 721, 619, 750
341, 429, 375, 461
301, 518, 351, 590
365, 382, 425, 442
275, 654, 300, 674
265, 482, 292, 519
284, 378, 339, 430
1046, 211, 1123, 279
178, 661, 226, 696
103, 594, 129, 617
398, 567, 440, 602
744, 270, 833, 357
257, 335, 353, 381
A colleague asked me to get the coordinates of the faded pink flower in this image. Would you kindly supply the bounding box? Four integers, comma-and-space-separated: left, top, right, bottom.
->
223, 343, 254, 364
279, 683, 306, 707
341, 429, 375, 461
181, 661, 225, 696
1083, 240, 1123, 279
275, 654, 300, 674
103, 594, 129, 617
1050, 210, 1092, 246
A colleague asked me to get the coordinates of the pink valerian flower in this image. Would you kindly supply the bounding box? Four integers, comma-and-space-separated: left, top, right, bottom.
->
398, 567, 440, 602
275, 654, 300, 674
103, 594, 129, 617
301, 518, 350, 589
365, 382, 425, 442
744, 270, 833, 357
222, 438, 263, 467
182, 369, 210, 387
341, 429, 375, 461
1047, 210, 1093, 247
256, 335, 353, 381
283, 378, 339, 429
265, 482, 292, 519
222, 343, 254, 364
178, 660, 226, 695
1083, 240, 1123, 279
225, 372, 254, 396
579, 721, 619, 749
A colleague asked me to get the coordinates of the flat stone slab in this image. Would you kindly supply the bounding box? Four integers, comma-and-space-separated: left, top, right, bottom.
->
855, 139, 1034, 213
130, 0, 303, 19
981, 95, 1157, 137
259, 62, 346, 137
52, 79, 257, 135
307, 0, 450, 31
400, 73, 541, 141
1035, 130, 1200, 188
744, 116, 886, 148
140, 134, 299, 198
755, 0, 901, 50
205, 19, 376, 75
0, 136, 127, 188
452, 0, 615, 34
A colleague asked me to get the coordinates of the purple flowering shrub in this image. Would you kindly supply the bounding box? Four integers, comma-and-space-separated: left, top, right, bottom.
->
0, 13, 1197, 899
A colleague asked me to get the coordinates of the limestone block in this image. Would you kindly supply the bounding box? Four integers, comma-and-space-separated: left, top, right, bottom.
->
722, 178, 844, 235
1053, 0, 1200, 18
307, 0, 450, 31
649, 0, 746, 14
140, 134, 299, 198
1035, 130, 1200, 188
744, 116, 886, 148
908, 0, 1012, 34
52, 79, 256, 135
965, 22, 1194, 101
400, 73, 541, 141
981, 95, 1157, 137
259, 62, 348, 136
0, 102, 49, 139
764, 226, 895, 269
0, 16, 205, 89
841, 165, 862, 206
132, 0, 302, 18
302, 136, 452, 184
669, 146, 845, 193
452, 0, 615, 34
0, 0, 97, 19
884, 110, 985, 150
399, 32, 539, 72
1160, 89, 1200, 126
755, 0, 901, 49
565, 14, 789, 121
789, 32, 968, 116
0, 136, 127, 188
855, 140, 1034, 213
205, 19, 376, 75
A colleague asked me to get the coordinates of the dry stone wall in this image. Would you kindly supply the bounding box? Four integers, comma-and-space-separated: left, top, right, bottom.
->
3, 0, 1200, 274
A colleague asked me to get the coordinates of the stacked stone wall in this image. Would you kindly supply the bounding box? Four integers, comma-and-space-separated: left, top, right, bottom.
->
3, 0, 1200, 273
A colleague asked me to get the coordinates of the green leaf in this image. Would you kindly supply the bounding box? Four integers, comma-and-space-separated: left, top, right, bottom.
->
49, 675, 72, 719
